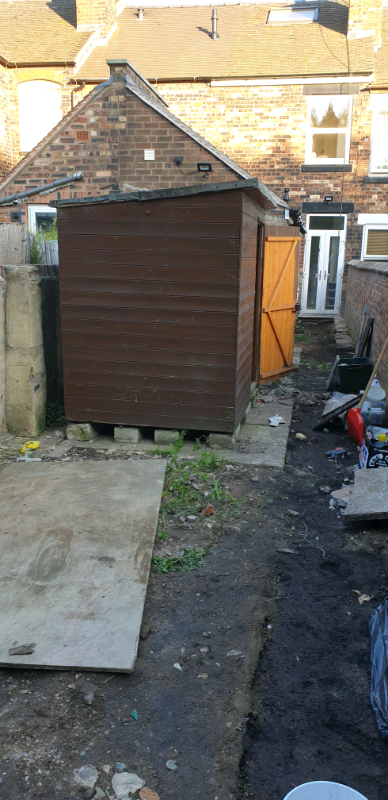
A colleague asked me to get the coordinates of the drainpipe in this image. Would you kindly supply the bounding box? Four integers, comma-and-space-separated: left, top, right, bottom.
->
71, 81, 86, 109
211, 9, 218, 40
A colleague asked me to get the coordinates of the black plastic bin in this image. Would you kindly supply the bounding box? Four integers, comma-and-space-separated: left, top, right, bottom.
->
338, 357, 373, 393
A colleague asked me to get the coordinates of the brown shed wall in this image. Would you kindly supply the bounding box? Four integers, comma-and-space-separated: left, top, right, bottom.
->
59, 189, 251, 433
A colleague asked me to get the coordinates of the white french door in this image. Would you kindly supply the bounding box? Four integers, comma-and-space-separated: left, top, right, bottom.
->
301, 214, 347, 316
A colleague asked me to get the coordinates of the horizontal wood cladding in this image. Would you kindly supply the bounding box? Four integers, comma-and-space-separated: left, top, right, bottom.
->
59, 190, 245, 432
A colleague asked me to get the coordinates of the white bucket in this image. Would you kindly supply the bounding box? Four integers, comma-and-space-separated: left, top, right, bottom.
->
283, 782, 368, 800
366, 385, 386, 408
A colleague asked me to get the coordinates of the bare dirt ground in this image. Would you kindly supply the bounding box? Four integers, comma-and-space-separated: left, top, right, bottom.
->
0, 319, 386, 800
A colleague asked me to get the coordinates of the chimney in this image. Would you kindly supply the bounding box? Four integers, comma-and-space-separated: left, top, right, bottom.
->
211, 9, 218, 40
76, 0, 116, 39
347, 0, 383, 50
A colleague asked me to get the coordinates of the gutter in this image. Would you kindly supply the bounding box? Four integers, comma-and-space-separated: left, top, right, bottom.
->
0, 172, 84, 206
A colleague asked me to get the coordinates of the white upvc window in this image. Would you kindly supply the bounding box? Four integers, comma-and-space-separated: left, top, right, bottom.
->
18, 81, 62, 152
27, 205, 57, 234
370, 95, 388, 173
361, 225, 388, 260
305, 96, 352, 164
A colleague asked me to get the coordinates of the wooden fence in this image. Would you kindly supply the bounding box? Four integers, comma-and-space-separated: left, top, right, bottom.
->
0, 224, 58, 265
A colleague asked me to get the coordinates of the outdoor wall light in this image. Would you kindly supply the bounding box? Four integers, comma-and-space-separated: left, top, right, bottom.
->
283, 188, 290, 203
174, 157, 183, 166
325, 195, 333, 204
197, 162, 213, 178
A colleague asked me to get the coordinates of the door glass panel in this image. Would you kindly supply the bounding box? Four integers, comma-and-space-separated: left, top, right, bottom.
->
307, 236, 320, 309
309, 216, 345, 231
325, 236, 339, 310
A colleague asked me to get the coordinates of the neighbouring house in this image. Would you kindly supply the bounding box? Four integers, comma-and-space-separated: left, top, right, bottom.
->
1, 0, 388, 317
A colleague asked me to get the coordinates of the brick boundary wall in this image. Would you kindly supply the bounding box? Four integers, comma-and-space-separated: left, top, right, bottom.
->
344, 260, 388, 393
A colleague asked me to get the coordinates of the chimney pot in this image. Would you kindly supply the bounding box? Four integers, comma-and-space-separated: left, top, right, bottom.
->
211, 9, 218, 40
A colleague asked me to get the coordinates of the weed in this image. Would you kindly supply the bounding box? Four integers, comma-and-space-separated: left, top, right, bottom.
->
199, 450, 224, 471
294, 333, 308, 342
46, 401, 65, 428
302, 359, 330, 372
157, 511, 169, 540
152, 547, 206, 573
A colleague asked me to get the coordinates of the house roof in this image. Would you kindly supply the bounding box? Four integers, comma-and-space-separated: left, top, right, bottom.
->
0, 0, 90, 65
76, 2, 373, 83
51, 177, 284, 210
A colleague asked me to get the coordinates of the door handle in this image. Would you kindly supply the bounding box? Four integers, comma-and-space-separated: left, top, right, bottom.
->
318, 272, 322, 280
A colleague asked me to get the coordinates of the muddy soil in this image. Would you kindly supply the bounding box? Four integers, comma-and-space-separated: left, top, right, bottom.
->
0, 320, 386, 800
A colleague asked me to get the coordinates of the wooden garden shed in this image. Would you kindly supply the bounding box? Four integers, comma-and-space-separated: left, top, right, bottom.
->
54, 178, 300, 434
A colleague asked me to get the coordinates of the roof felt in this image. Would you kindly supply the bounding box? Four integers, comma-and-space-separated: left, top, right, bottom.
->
0, 0, 90, 64
77, 2, 373, 82
51, 177, 283, 210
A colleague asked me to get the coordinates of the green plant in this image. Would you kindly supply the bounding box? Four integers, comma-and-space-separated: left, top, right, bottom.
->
40, 220, 57, 241
294, 333, 308, 342
29, 234, 41, 264
152, 547, 206, 573
198, 450, 224, 471
45, 401, 65, 428
157, 511, 169, 540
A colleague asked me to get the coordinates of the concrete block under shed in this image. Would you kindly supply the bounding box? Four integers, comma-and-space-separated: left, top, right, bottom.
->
154, 429, 180, 445
208, 428, 240, 449
66, 423, 98, 442
343, 468, 388, 521
114, 426, 141, 444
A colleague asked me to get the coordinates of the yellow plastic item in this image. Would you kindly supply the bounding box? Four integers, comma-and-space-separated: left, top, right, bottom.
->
377, 433, 388, 442
20, 440, 40, 454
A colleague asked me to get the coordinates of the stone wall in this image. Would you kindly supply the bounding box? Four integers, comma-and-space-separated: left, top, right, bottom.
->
0, 265, 46, 436
344, 260, 388, 391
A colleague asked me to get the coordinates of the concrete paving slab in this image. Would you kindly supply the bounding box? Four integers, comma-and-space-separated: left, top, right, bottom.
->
343, 468, 388, 521
0, 460, 166, 672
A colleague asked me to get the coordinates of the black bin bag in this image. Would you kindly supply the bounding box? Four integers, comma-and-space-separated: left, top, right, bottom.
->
369, 599, 388, 737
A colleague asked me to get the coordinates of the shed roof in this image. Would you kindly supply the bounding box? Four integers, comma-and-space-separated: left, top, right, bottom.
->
51, 177, 285, 210
77, 2, 373, 82
0, 0, 90, 65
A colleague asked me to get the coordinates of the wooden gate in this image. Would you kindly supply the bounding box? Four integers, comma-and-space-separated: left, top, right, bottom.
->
259, 236, 299, 383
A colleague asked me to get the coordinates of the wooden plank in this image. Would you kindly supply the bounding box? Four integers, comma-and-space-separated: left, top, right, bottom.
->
59, 235, 240, 255
65, 370, 235, 394
63, 345, 235, 368
60, 263, 239, 284
59, 205, 241, 224
60, 221, 241, 239
62, 319, 236, 343
60, 291, 238, 313
59, 191, 243, 220
61, 306, 236, 327
64, 359, 234, 382
60, 278, 238, 300
67, 384, 233, 408
62, 331, 235, 355
59, 252, 239, 270
65, 396, 234, 420
65, 408, 235, 433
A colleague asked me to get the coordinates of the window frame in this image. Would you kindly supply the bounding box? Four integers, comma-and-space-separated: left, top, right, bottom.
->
361, 224, 388, 261
305, 95, 352, 165
18, 80, 62, 153
27, 204, 57, 235
369, 96, 388, 174
267, 6, 318, 24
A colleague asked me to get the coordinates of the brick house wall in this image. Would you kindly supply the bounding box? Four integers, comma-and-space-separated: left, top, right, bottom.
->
344, 261, 388, 391
0, 64, 11, 180
76, 0, 117, 37
0, 69, 241, 225
157, 82, 387, 265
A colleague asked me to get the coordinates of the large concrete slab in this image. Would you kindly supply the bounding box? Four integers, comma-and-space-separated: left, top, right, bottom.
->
0, 460, 166, 671
343, 468, 388, 521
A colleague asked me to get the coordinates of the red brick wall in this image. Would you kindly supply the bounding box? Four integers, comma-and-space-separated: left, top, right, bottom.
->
157, 82, 387, 264
344, 261, 388, 391
0, 76, 239, 224
0, 65, 11, 180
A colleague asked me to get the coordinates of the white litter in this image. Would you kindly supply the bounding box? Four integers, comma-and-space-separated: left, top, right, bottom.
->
269, 414, 285, 427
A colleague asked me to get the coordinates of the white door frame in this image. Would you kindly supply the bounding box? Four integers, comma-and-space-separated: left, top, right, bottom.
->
300, 214, 347, 317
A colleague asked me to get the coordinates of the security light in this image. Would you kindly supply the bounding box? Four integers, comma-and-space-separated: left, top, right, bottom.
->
197, 162, 213, 178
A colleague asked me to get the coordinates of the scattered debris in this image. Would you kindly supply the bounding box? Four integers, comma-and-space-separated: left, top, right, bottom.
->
353, 590, 375, 605
287, 509, 299, 517
114, 763, 126, 773
173, 662, 182, 671
111, 772, 145, 798
269, 414, 285, 427
198, 672, 209, 678
227, 649, 242, 657
202, 503, 216, 516
165, 760, 177, 771
326, 448, 348, 460
369, 599, 388, 737
83, 788, 97, 800
76, 765, 99, 790
331, 486, 353, 509
8, 643, 36, 655
295, 433, 307, 441
20, 440, 40, 455
131, 709, 138, 720
277, 547, 297, 555
139, 789, 160, 800
81, 681, 98, 706
320, 486, 331, 494
344, 468, 388, 521
140, 624, 151, 640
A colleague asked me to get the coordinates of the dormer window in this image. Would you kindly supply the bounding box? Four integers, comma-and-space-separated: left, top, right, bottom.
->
18, 81, 62, 152
267, 7, 318, 24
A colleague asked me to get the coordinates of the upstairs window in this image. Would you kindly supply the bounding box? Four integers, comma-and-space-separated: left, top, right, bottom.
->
362, 226, 388, 260
305, 96, 352, 164
370, 97, 388, 173
267, 7, 318, 23
18, 81, 62, 152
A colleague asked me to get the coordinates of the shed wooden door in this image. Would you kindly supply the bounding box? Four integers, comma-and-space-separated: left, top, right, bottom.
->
259, 236, 299, 383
